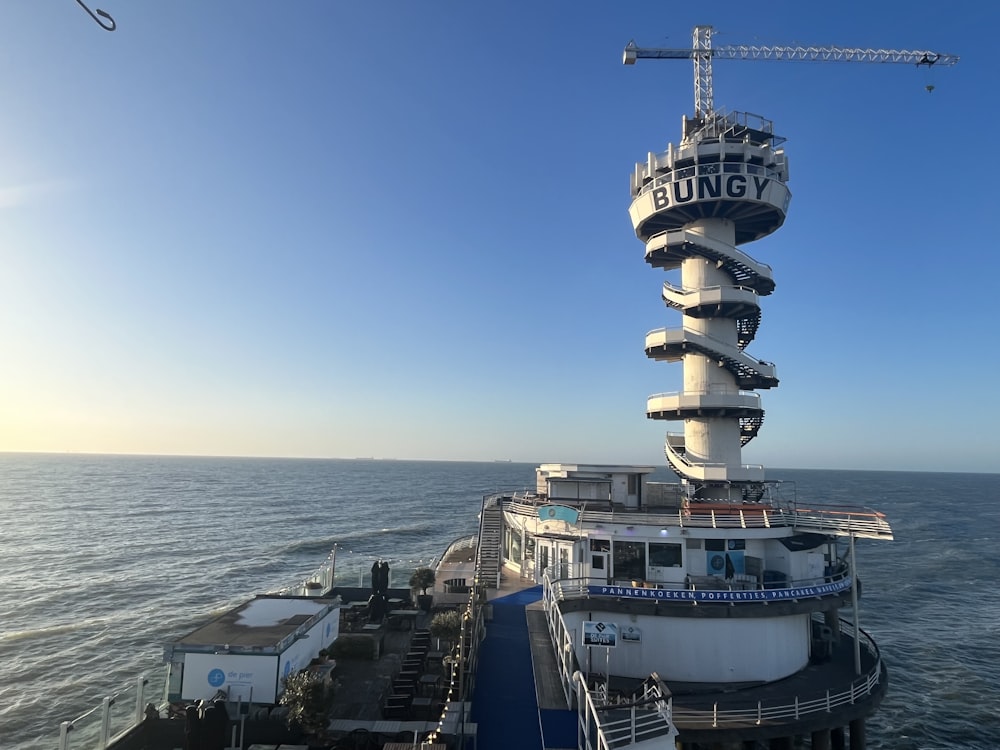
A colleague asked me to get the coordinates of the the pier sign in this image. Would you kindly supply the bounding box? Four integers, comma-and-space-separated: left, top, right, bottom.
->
582, 621, 618, 647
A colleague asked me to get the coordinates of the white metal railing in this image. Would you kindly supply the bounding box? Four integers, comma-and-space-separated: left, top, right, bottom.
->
574, 671, 677, 750
58, 667, 168, 750
648, 385, 761, 400
268, 546, 337, 595
59, 549, 343, 748
671, 619, 883, 728
645, 325, 777, 370
643, 229, 775, 285
545, 569, 678, 750
542, 573, 578, 705
504, 497, 891, 539
634, 158, 785, 199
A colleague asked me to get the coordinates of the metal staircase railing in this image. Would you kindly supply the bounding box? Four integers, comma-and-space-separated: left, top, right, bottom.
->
475, 495, 503, 589
646, 327, 778, 390
739, 414, 763, 445
645, 229, 775, 295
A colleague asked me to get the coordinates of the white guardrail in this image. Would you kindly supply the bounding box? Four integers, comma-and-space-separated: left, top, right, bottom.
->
506, 497, 893, 540
58, 668, 168, 750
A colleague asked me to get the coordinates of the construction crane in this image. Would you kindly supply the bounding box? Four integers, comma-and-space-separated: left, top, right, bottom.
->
624, 26, 958, 119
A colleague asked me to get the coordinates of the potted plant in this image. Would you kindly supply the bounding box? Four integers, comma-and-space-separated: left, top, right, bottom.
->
429, 609, 463, 649
280, 669, 333, 746
409, 567, 436, 612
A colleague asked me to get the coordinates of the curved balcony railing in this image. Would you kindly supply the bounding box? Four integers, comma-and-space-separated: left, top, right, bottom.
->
503, 494, 893, 540
671, 617, 883, 730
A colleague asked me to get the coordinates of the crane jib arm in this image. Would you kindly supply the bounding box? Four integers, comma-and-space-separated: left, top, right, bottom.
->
623, 33, 958, 119
623, 42, 959, 67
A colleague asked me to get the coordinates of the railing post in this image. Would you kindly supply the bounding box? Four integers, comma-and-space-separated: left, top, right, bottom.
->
794, 695, 799, 719
631, 704, 636, 744
58, 721, 72, 750
133, 674, 147, 725
98, 696, 113, 748
713, 701, 718, 728
756, 701, 762, 725
826, 689, 831, 712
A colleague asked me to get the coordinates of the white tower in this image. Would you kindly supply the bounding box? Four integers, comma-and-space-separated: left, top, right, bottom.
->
624, 25, 957, 502
630, 110, 788, 502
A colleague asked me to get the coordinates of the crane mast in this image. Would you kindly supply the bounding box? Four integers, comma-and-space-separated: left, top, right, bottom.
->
624, 25, 959, 119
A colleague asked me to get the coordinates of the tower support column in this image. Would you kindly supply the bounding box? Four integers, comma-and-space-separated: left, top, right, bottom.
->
849, 718, 866, 749
812, 728, 832, 750
831, 726, 846, 750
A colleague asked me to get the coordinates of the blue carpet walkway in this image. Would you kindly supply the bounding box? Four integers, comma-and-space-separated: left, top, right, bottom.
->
471, 587, 544, 750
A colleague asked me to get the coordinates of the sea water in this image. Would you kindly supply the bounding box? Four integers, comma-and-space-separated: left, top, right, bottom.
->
0, 454, 997, 749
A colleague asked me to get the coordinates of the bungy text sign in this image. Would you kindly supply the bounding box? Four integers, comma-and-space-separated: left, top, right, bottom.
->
588, 577, 851, 603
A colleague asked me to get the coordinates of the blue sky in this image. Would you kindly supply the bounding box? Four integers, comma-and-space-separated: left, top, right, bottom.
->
0, 1, 994, 472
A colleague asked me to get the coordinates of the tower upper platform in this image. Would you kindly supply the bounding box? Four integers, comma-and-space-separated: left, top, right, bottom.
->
629, 111, 791, 245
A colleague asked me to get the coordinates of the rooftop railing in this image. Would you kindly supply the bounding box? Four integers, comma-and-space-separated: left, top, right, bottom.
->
503, 494, 893, 540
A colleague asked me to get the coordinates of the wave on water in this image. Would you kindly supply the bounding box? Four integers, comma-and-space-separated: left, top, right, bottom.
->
0, 616, 114, 643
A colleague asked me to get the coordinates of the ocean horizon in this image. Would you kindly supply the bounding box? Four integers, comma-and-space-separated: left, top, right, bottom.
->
1, 454, 996, 749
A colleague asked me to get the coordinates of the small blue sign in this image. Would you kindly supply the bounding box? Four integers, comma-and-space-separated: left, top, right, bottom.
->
207, 669, 226, 687
537, 504, 580, 525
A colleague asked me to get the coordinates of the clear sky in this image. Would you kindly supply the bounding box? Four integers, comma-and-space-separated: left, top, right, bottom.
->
0, 1, 994, 472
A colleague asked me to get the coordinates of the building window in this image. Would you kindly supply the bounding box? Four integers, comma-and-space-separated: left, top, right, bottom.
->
613, 541, 646, 581
649, 542, 682, 568
589, 538, 610, 552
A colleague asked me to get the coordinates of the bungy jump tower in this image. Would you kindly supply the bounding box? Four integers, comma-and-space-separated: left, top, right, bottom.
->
471, 27, 957, 750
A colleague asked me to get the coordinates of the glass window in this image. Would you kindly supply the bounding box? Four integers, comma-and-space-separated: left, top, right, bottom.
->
613, 541, 646, 581
649, 542, 682, 568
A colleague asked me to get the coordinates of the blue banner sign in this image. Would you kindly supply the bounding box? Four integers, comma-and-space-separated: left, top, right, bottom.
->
588, 577, 851, 603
